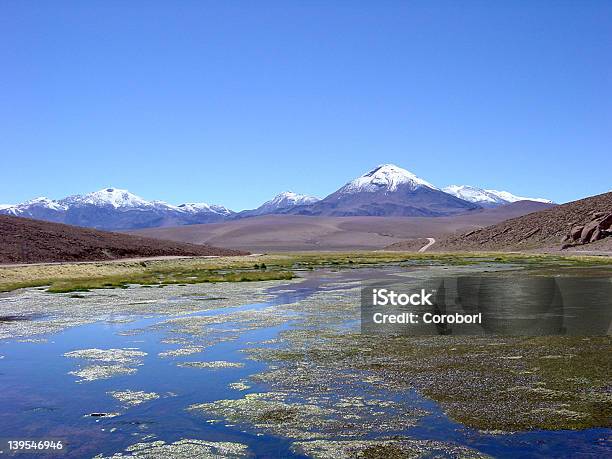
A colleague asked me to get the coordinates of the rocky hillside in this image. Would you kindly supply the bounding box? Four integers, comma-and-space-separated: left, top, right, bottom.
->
435, 192, 612, 252
0, 215, 247, 264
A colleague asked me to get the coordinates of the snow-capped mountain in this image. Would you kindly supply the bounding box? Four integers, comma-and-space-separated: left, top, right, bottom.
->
1, 167, 555, 229
17, 197, 68, 212
266, 191, 320, 208
176, 202, 233, 215
61, 188, 154, 209
0, 188, 234, 230
339, 164, 437, 194
484, 189, 553, 204
443, 185, 552, 207
288, 164, 478, 217
442, 185, 508, 208
0, 197, 68, 223
237, 191, 320, 218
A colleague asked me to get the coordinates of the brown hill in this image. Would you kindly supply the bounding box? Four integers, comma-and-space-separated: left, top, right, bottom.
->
0, 215, 247, 264
434, 192, 612, 252
131, 201, 553, 253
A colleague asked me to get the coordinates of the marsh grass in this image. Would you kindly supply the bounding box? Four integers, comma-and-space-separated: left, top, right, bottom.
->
259, 331, 612, 431
43, 270, 295, 293
0, 251, 609, 293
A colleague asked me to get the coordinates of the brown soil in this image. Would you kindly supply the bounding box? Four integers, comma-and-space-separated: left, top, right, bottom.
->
130, 201, 552, 252
0, 215, 247, 264
432, 192, 612, 252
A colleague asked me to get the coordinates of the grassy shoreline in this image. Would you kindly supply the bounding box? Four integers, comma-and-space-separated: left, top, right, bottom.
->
1, 251, 610, 293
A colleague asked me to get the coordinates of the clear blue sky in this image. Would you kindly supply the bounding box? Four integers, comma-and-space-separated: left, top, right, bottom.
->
1, 1, 610, 209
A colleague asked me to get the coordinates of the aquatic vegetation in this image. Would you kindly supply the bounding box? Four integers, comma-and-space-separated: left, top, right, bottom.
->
190, 384, 425, 441
228, 381, 251, 391
93, 438, 250, 458
70, 364, 138, 382
158, 346, 204, 358
292, 439, 490, 459
189, 392, 338, 440
0, 280, 289, 341
108, 390, 160, 407
64, 348, 147, 382
243, 281, 612, 432
253, 325, 612, 431
177, 361, 244, 369
161, 306, 287, 337
64, 348, 147, 363
1, 262, 610, 457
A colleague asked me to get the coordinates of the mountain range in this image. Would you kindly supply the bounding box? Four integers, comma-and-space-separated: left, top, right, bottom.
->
0, 164, 552, 230
442, 185, 551, 208
0, 189, 233, 230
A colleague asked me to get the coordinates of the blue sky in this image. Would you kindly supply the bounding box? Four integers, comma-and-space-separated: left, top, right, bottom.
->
1, 1, 610, 209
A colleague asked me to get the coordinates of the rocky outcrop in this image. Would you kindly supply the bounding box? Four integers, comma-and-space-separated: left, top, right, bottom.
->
562, 212, 612, 248
433, 192, 612, 252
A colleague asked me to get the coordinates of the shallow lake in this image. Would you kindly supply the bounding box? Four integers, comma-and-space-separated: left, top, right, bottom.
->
0, 266, 610, 458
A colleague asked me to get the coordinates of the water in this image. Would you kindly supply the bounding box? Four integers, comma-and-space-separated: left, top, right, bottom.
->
0, 267, 609, 458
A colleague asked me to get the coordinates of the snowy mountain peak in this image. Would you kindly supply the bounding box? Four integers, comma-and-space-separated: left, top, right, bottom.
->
64, 188, 152, 208
239, 191, 320, 216
342, 164, 437, 194
443, 185, 553, 206
177, 202, 233, 216
266, 191, 319, 207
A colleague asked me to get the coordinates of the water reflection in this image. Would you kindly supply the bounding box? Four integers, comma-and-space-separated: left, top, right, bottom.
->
362, 276, 612, 336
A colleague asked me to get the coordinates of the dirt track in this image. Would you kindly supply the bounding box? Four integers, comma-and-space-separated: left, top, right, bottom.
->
418, 238, 436, 252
